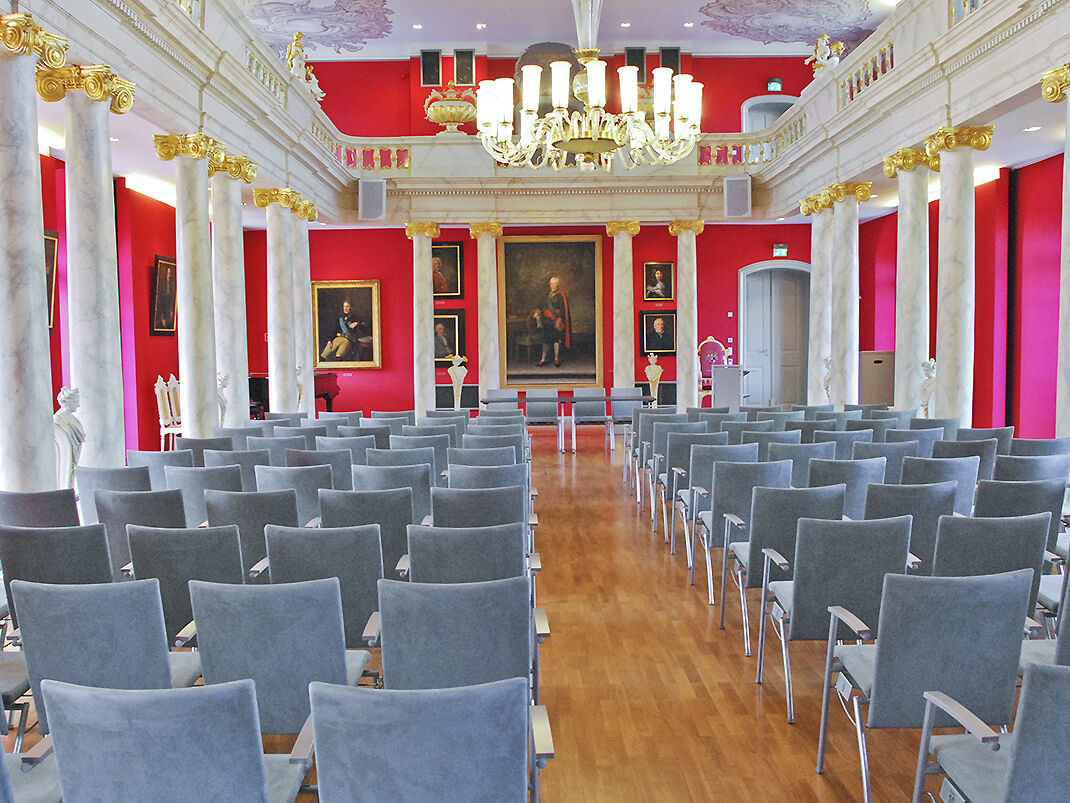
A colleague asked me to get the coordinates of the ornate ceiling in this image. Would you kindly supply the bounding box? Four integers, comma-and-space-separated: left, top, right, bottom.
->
698, 1, 881, 49
237, 0, 394, 55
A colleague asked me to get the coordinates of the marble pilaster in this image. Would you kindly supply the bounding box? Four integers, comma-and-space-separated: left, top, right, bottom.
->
290, 200, 315, 417
828, 183, 870, 409
801, 198, 833, 404
670, 220, 703, 411
256, 188, 299, 413
1043, 66, 1070, 436
607, 221, 639, 389
407, 222, 440, 415
470, 223, 503, 403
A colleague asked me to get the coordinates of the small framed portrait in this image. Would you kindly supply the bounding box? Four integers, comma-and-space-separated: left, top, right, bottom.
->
643, 261, 674, 302
44, 230, 58, 330
640, 310, 676, 355
313, 280, 382, 369
433, 308, 465, 365
150, 255, 177, 336
432, 241, 464, 299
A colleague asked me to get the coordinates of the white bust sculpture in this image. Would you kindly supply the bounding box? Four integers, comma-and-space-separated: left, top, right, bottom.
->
645, 354, 664, 402
217, 372, 229, 426
54, 386, 85, 489
919, 359, 937, 418
447, 355, 468, 411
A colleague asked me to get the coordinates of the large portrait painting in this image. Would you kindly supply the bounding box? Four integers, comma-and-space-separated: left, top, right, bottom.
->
433, 308, 465, 365
432, 241, 463, 299
150, 255, 177, 336
498, 235, 602, 388
643, 261, 674, 302
640, 310, 677, 355
313, 280, 382, 369
44, 230, 58, 330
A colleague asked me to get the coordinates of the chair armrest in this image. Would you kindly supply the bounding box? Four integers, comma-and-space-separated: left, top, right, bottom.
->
921, 691, 1001, 747
528, 553, 542, 573
907, 552, 922, 571
672, 467, 687, 477
653, 452, 665, 463
531, 705, 555, 760
841, 514, 853, 521
1026, 616, 1045, 637
529, 513, 538, 527
530, 487, 539, 499
692, 485, 709, 498
953, 511, 967, 517
396, 554, 409, 578
761, 548, 790, 572
440, 470, 448, 480
304, 516, 321, 528
120, 561, 134, 577
6, 627, 19, 647
290, 715, 316, 765
363, 611, 381, 647
1045, 550, 1063, 565
21, 735, 52, 767
534, 608, 550, 640
827, 605, 871, 640
420, 514, 432, 526
724, 513, 745, 528
248, 557, 269, 580
174, 620, 196, 648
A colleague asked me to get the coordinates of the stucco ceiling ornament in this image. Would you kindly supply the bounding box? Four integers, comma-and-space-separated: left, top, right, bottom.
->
238, 0, 392, 56
697, 0, 877, 48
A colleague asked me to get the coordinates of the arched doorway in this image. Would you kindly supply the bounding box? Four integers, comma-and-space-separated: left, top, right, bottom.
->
740, 95, 799, 132
738, 261, 810, 407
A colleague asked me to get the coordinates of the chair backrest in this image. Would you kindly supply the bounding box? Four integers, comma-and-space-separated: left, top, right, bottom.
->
476, 411, 526, 424
572, 387, 608, 421
448, 462, 528, 492
851, 439, 919, 483
721, 418, 774, 444
666, 432, 730, 478
866, 569, 1031, 729
1009, 437, 1070, 457
814, 410, 863, 425
254, 464, 333, 526
974, 477, 1066, 549
767, 441, 837, 488
245, 435, 309, 467
366, 417, 406, 436
205, 488, 299, 574
203, 448, 271, 492
786, 419, 837, 443
931, 437, 998, 481
0, 488, 79, 527
754, 410, 806, 431
867, 409, 917, 428
352, 463, 431, 525
696, 411, 748, 430
790, 403, 834, 420
389, 434, 450, 486
808, 457, 887, 520
407, 523, 527, 584
900, 455, 980, 516
741, 405, 781, 421
173, 436, 234, 466
265, 524, 384, 650
886, 426, 943, 457
127, 524, 245, 645
13, 579, 173, 733
845, 418, 896, 443
484, 389, 519, 410
309, 678, 529, 803
163, 464, 243, 526
270, 425, 324, 450
126, 450, 194, 490
422, 410, 469, 426
190, 578, 348, 734
417, 416, 467, 444
787, 516, 911, 642
711, 460, 792, 535
637, 411, 688, 451
75, 465, 152, 524
403, 423, 458, 447
318, 411, 362, 426
523, 388, 560, 422
378, 576, 531, 690
844, 403, 889, 415
210, 427, 254, 451
467, 422, 525, 437
909, 416, 960, 440
431, 485, 526, 529
863, 481, 957, 575
957, 425, 1014, 454
461, 433, 525, 464
342, 423, 390, 449
1000, 664, 1070, 799
43, 678, 272, 802
286, 448, 353, 491
993, 453, 1070, 482
320, 487, 414, 576
447, 446, 518, 466
370, 410, 417, 425
263, 412, 306, 424
316, 435, 376, 467
652, 421, 708, 464
688, 443, 760, 505
301, 417, 341, 437
813, 428, 873, 459
94, 489, 187, 579
741, 429, 802, 461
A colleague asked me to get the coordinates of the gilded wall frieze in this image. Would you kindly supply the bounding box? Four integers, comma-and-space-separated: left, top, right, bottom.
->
924, 126, 993, 159
668, 220, 705, 236
882, 148, 934, 178
253, 188, 298, 208
154, 133, 226, 171
1041, 64, 1070, 103
36, 65, 135, 114
469, 223, 504, 239
209, 154, 258, 183
605, 221, 641, 237
0, 13, 67, 68
405, 222, 441, 240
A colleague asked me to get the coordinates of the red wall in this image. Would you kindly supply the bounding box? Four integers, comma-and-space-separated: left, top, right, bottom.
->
858, 212, 897, 352
41, 155, 68, 407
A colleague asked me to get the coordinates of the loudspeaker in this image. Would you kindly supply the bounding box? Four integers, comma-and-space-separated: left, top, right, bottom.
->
723, 174, 752, 218
358, 178, 386, 221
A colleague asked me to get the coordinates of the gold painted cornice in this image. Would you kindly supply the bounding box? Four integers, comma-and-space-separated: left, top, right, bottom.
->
253, 188, 298, 209
924, 126, 994, 159
669, 220, 705, 236
209, 154, 257, 183
405, 222, 441, 240
826, 182, 873, 203
882, 148, 934, 178
36, 65, 135, 113
1, 13, 67, 68
606, 221, 640, 237
469, 222, 503, 239
154, 133, 226, 171
1042, 64, 1070, 103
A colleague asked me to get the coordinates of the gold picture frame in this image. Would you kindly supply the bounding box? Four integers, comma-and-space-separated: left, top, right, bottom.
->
44, 230, 58, 330
312, 280, 382, 369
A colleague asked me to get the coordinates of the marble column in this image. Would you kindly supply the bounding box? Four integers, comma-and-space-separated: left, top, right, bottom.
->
801, 199, 833, 404
607, 221, 639, 389
470, 223, 503, 403
883, 148, 933, 413
828, 183, 871, 409
925, 126, 993, 426
671, 220, 704, 411
209, 155, 256, 427
255, 188, 299, 413
0, 14, 66, 490
290, 199, 316, 417
1043, 66, 1070, 436
407, 222, 440, 415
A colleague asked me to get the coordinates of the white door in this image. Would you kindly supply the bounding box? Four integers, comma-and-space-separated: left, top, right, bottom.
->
742, 268, 810, 406
743, 272, 771, 406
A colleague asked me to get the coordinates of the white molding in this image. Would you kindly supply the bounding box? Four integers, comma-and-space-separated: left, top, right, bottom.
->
737, 259, 812, 387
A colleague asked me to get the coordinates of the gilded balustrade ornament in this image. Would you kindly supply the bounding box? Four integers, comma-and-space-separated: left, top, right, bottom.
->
668, 220, 705, 237
253, 187, 298, 208
0, 13, 67, 68
1041, 64, 1070, 103
208, 153, 258, 183
153, 133, 226, 172
468, 223, 503, 239
882, 148, 934, 178
605, 221, 641, 237
405, 222, 441, 240
36, 65, 135, 113
924, 126, 994, 160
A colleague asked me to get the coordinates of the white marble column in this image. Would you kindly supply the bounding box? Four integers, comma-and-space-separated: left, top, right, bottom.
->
290, 201, 315, 417
608, 221, 639, 389
1044, 67, 1070, 436
671, 220, 703, 411
407, 222, 440, 414
829, 183, 870, 409
803, 201, 834, 404
884, 149, 932, 412
257, 190, 298, 413
209, 156, 256, 427
470, 223, 503, 403
0, 19, 65, 491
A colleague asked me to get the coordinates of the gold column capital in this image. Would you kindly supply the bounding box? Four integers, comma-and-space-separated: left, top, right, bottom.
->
606, 221, 640, 237
253, 187, 298, 209
924, 126, 994, 159
291, 196, 318, 220
154, 133, 226, 172
668, 220, 705, 237
882, 148, 934, 178
304, 203, 319, 222
209, 153, 258, 183
826, 182, 872, 203
0, 13, 67, 68
1042, 64, 1070, 103
405, 222, 441, 240
468, 222, 503, 239
799, 194, 831, 216
36, 65, 135, 114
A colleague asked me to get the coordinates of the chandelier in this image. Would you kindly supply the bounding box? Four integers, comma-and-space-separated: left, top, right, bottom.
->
475, 1, 703, 171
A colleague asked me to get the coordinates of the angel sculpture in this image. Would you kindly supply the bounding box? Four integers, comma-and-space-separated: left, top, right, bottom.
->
806, 34, 845, 73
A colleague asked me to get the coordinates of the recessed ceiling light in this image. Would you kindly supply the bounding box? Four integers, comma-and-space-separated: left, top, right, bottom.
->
684, 22, 695, 27
1022, 126, 1041, 132
110, 137, 119, 142
620, 22, 631, 28
475, 22, 487, 30
776, 217, 785, 221
412, 23, 422, 30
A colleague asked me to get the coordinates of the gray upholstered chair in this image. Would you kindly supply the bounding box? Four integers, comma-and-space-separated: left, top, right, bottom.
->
867, 408, 916, 428
189, 577, 367, 734
406, 523, 528, 584
910, 415, 960, 441
1018, 575, 1070, 673
42, 678, 307, 803
390, 434, 450, 486
627, 408, 678, 489
263, 412, 306, 425
755, 410, 805, 431
484, 389, 520, 411
634, 411, 687, 506
768, 441, 836, 488
818, 569, 1031, 801
720, 418, 774, 445
254, 464, 333, 526
863, 481, 957, 575
1010, 436, 1070, 456
696, 411, 747, 430
931, 437, 998, 481
900, 455, 980, 516
608, 387, 643, 452
0, 489, 79, 528
430, 485, 526, 530
320, 488, 413, 582
993, 453, 1070, 481
203, 448, 271, 491
649, 421, 709, 529
786, 419, 836, 443
0, 741, 60, 802
957, 425, 1014, 454
403, 423, 458, 448
316, 435, 376, 467
370, 410, 417, 425
94, 489, 186, 580
366, 444, 438, 484
205, 489, 299, 580
844, 404, 889, 415
265, 523, 384, 650
317, 411, 362, 426
301, 417, 341, 437
813, 428, 873, 460
462, 433, 525, 464
210, 427, 255, 451
814, 410, 863, 426
522, 388, 560, 433
851, 439, 919, 484
271, 425, 325, 449
808, 457, 887, 520
758, 516, 912, 724
352, 463, 431, 526
662, 431, 729, 551
75, 465, 151, 524
173, 436, 234, 466
467, 422, 526, 440
474, 412, 526, 425
447, 446, 517, 466
845, 418, 896, 443
422, 410, 470, 432
417, 416, 468, 447
741, 405, 781, 421
572, 388, 612, 449
727, 484, 845, 657
886, 426, 943, 458
447, 462, 529, 497
285, 448, 353, 491
309, 677, 540, 803
341, 423, 390, 449
363, 417, 406, 436
245, 435, 309, 467
741, 429, 802, 462
163, 464, 242, 526
126, 449, 194, 490
790, 403, 834, 420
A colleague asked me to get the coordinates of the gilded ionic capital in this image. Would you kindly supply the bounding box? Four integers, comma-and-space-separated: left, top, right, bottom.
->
36, 65, 135, 113
0, 13, 67, 68
799, 195, 829, 216
253, 188, 298, 209
303, 203, 319, 222
1041, 64, 1070, 103
924, 126, 993, 159
154, 133, 226, 172
469, 222, 503, 239
668, 220, 705, 237
826, 182, 872, 204
405, 222, 441, 240
209, 154, 258, 183
291, 196, 320, 220
882, 148, 934, 178
606, 221, 640, 237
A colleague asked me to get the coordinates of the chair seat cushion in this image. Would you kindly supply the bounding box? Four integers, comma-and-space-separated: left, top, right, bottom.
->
1038, 574, 1065, 613
0, 652, 28, 705
3, 753, 62, 803
834, 643, 876, 698
698, 511, 712, 533
928, 732, 1011, 803
1018, 639, 1057, 675
729, 541, 750, 571
1056, 530, 1069, 562
657, 472, 668, 488
767, 580, 793, 614
574, 415, 610, 424
168, 651, 203, 688
264, 753, 308, 803
345, 649, 372, 686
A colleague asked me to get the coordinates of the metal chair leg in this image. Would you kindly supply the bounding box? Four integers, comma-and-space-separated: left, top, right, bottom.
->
719, 522, 732, 629
660, 491, 670, 541
756, 584, 769, 683
737, 567, 751, 657
816, 615, 839, 774
853, 695, 872, 803
703, 535, 715, 604
780, 626, 795, 724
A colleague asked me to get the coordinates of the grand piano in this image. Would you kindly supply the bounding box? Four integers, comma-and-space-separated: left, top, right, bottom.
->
248, 372, 340, 415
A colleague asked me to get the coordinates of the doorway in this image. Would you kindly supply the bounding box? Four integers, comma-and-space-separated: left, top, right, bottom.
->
740, 95, 799, 132
739, 261, 810, 407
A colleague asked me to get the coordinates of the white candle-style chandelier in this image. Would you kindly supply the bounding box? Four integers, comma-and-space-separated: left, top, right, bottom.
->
475, 0, 703, 171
